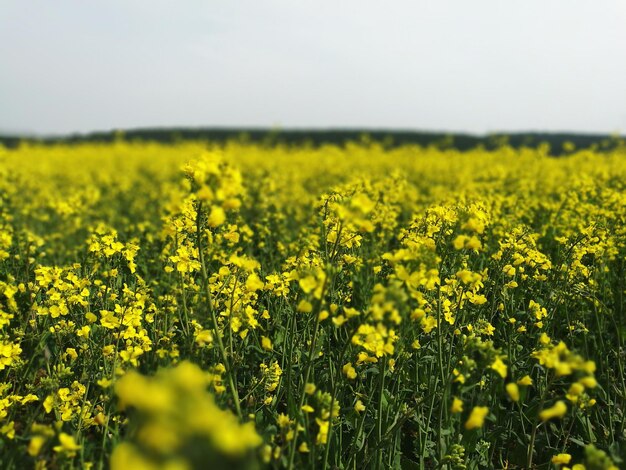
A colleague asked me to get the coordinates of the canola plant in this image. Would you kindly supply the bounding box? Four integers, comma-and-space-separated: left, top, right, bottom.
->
0, 140, 625, 469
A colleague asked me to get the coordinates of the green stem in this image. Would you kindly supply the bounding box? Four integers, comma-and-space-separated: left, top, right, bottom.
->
287, 273, 329, 470
375, 359, 387, 470
322, 326, 358, 469
527, 375, 552, 468
196, 202, 242, 418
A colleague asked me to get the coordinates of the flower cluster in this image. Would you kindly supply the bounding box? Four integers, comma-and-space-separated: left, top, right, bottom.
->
0, 140, 624, 468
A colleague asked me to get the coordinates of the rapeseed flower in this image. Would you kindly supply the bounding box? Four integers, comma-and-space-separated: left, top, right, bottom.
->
505, 383, 520, 402
465, 406, 489, 430
540, 401, 568, 421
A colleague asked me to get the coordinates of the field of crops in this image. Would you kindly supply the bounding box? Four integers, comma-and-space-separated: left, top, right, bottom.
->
0, 141, 625, 469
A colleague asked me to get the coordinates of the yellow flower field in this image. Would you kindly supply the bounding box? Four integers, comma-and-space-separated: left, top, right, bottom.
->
0, 140, 625, 469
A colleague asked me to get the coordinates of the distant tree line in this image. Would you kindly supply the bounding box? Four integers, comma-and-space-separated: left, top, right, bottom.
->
0, 127, 623, 155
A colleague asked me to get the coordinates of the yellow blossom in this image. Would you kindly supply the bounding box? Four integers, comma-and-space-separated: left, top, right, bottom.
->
53, 433, 81, 458
316, 419, 329, 445
261, 336, 273, 351
551, 453, 572, 464
297, 300, 313, 313
539, 401, 567, 421
505, 383, 520, 402
342, 362, 357, 380
490, 357, 507, 378
451, 397, 464, 414
354, 400, 366, 413
465, 406, 489, 430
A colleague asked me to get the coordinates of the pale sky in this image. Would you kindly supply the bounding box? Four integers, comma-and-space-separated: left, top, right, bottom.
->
1, 1, 625, 136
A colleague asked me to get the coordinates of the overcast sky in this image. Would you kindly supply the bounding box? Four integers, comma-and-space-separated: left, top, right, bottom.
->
1, 1, 625, 136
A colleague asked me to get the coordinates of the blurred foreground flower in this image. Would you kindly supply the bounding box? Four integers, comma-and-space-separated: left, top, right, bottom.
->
112, 361, 261, 470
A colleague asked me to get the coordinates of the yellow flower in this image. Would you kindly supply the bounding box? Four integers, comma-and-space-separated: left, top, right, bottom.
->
28, 424, 55, 457
43, 395, 54, 413
354, 400, 366, 413
260, 445, 272, 463
1, 422, 15, 439
582, 361, 596, 374
551, 453, 572, 465
464, 406, 489, 430
451, 397, 464, 414
505, 383, 520, 402
76, 325, 90, 338
261, 336, 273, 351
245, 273, 265, 291
453, 235, 468, 250
111, 441, 171, 470
566, 383, 585, 402
579, 376, 597, 389
97, 378, 113, 388
465, 236, 482, 251
421, 315, 437, 333
277, 413, 291, 428
517, 375, 533, 386
28, 435, 48, 457
53, 433, 81, 458
298, 276, 317, 294
342, 363, 357, 380
468, 293, 487, 305
297, 300, 313, 313
490, 357, 507, 379
207, 205, 226, 227
316, 419, 329, 445
539, 401, 567, 421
